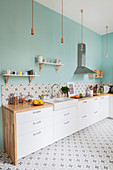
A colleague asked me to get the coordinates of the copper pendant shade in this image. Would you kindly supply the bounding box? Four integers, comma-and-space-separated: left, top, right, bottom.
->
81, 9, 83, 50
106, 25, 108, 57
31, 0, 34, 35
61, 0, 64, 43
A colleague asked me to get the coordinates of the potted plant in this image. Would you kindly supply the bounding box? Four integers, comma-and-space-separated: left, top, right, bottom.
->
61, 86, 70, 97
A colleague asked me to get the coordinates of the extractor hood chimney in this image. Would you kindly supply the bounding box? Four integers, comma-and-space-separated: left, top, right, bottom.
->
74, 44, 95, 74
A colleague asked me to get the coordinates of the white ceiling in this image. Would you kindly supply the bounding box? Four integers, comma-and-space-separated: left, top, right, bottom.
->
35, 0, 113, 35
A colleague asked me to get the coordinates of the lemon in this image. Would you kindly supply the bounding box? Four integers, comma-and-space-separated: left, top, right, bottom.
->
38, 100, 43, 104
33, 100, 38, 105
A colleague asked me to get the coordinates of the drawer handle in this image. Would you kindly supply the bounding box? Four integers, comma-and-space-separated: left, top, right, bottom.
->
100, 97, 104, 99
94, 98, 98, 101
33, 131, 41, 136
83, 101, 87, 103
94, 111, 98, 114
33, 121, 42, 125
64, 113, 70, 116
64, 121, 70, 125
33, 110, 41, 114
82, 115, 87, 118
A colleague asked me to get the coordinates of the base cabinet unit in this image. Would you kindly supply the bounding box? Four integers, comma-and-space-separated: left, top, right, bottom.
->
109, 95, 113, 118
53, 106, 77, 142
16, 107, 54, 160
91, 97, 100, 124
78, 99, 92, 130
2, 104, 54, 165
99, 96, 109, 119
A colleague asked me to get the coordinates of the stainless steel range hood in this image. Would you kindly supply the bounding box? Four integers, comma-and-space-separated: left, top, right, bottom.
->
74, 44, 95, 74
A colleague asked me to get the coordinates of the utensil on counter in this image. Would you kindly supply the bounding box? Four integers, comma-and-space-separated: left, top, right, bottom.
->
104, 85, 110, 93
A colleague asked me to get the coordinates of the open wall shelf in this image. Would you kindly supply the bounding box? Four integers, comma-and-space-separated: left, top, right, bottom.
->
36, 62, 64, 72
2, 74, 40, 85
89, 70, 103, 79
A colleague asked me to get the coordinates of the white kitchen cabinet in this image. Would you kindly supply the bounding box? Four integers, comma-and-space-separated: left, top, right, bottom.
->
16, 107, 54, 160
99, 96, 109, 120
91, 97, 100, 124
109, 95, 113, 118
53, 106, 77, 142
78, 99, 92, 130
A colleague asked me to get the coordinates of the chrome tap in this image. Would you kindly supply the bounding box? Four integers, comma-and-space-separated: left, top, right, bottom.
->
51, 84, 61, 99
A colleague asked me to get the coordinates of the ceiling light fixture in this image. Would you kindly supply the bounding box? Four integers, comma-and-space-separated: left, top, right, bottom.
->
31, 0, 34, 35
106, 25, 108, 57
81, 9, 83, 51
61, 0, 64, 43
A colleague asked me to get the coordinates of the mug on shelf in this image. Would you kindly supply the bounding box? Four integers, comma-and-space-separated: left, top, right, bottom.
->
6, 69, 11, 75
23, 72, 27, 75
38, 56, 43, 63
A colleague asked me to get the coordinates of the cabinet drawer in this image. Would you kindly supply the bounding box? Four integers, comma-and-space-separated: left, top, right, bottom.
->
17, 126, 53, 160
54, 118, 75, 142
54, 106, 77, 125
17, 116, 53, 136
16, 107, 53, 124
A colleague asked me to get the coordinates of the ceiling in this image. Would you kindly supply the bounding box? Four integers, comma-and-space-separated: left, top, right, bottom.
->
35, 0, 113, 35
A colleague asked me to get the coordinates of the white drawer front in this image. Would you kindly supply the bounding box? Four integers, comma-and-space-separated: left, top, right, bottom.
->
17, 116, 53, 136
16, 107, 53, 124
17, 126, 53, 160
54, 106, 77, 125
54, 118, 75, 142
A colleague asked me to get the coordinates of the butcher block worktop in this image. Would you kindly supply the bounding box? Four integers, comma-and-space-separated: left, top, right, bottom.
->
2, 102, 53, 113
78, 93, 113, 101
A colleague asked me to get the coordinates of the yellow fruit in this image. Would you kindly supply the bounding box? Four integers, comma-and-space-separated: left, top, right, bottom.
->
33, 100, 38, 105
37, 100, 43, 104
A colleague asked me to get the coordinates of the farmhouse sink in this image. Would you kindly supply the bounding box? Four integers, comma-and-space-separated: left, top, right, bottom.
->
44, 98, 76, 111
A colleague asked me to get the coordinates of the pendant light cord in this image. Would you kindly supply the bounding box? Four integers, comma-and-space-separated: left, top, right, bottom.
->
32, 0, 33, 28
106, 25, 108, 57
61, 0, 64, 43
81, 9, 83, 49
62, 0, 63, 38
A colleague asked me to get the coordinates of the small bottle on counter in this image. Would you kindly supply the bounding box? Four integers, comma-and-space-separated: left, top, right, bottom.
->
12, 94, 18, 105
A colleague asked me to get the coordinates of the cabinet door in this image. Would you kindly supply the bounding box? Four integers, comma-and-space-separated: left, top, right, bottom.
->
17, 107, 53, 124
109, 95, 113, 118
99, 96, 109, 120
54, 106, 77, 142
17, 126, 53, 160
91, 98, 100, 124
78, 100, 92, 130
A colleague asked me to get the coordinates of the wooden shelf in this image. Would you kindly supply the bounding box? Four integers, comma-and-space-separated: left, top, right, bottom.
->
36, 62, 64, 72
89, 70, 103, 79
2, 74, 40, 85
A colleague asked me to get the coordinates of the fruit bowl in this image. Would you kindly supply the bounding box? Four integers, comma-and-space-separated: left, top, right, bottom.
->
32, 99, 44, 106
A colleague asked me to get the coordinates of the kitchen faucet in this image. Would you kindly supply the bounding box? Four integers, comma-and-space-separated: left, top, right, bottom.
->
51, 84, 61, 99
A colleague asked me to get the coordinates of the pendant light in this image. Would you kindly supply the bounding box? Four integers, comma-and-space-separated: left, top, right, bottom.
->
81, 9, 83, 50
61, 0, 64, 43
31, 0, 34, 35
106, 25, 108, 57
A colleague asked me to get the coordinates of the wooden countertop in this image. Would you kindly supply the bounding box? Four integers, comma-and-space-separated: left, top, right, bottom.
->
2, 102, 53, 113
78, 93, 113, 101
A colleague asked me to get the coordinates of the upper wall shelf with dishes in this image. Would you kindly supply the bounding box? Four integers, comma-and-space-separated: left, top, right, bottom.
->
36, 62, 64, 72
89, 70, 103, 79
2, 74, 40, 85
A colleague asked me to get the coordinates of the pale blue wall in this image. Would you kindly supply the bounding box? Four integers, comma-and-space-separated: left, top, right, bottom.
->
0, 0, 102, 150
102, 33, 113, 82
